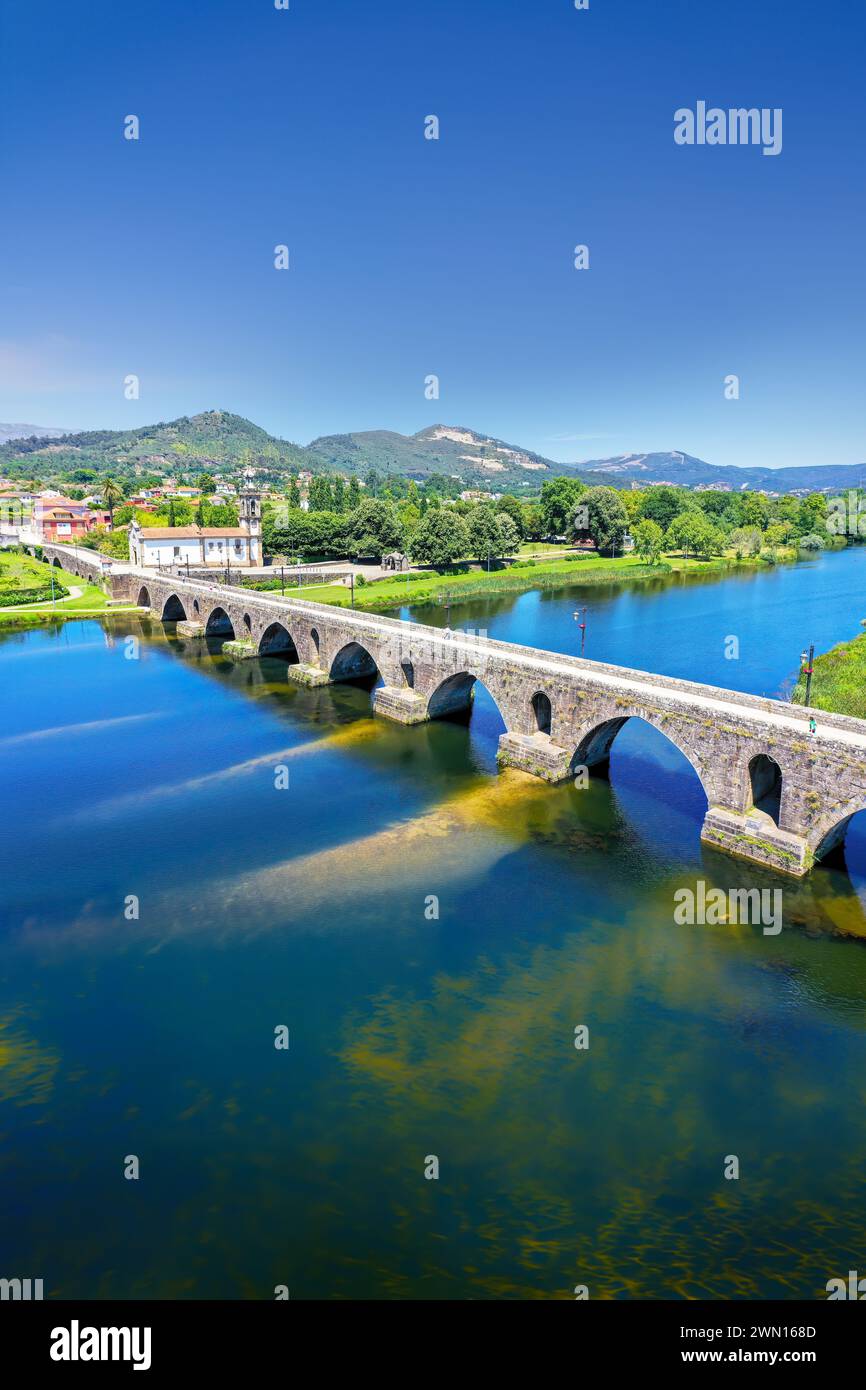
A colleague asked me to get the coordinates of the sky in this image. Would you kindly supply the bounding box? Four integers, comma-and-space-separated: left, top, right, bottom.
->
0, 0, 864, 469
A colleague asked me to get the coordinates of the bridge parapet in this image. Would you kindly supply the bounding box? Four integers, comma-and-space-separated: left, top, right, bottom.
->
129, 568, 866, 877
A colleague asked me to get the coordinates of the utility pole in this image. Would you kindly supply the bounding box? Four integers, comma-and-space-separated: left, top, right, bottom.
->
281, 566, 285, 596
801, 644, 815, 706
574, 607, 587, 657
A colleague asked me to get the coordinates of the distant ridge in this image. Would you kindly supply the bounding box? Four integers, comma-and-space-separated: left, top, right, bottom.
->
0, 409, 862, 495
0, 422, 69, 445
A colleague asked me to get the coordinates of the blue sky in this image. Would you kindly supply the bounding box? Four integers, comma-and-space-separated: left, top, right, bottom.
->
1, 0, 863, 468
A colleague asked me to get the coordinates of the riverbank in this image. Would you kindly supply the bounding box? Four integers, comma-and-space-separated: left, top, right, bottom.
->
261, 546, 797, 613
792, 626, 866, 719
0, 555, 138, 629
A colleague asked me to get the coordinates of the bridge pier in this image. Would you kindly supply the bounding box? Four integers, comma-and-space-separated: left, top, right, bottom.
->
286, 663, 332, 688
701, 808, 811, 877
121, 569, 866, 877
222, 639, 258, 661
373, 686, 430, 724
497, 732, 573, 783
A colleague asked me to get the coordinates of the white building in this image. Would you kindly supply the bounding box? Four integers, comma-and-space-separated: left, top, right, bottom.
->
129, 524, 257, 569
129, 468, 262, 569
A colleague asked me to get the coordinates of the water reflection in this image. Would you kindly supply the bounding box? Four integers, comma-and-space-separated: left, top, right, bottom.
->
4, 552, 866, 1298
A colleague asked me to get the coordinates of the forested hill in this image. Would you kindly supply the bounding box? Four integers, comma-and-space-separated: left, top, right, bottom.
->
0, 411, 311, 486
0, 412, 591, 492
1, 409, 864, 496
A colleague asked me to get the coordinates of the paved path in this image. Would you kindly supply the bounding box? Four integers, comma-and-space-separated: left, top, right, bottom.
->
0, 583, 84, 613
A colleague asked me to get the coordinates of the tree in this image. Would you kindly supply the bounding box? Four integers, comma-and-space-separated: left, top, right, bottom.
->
409, 509, 468, 567
728, 526, 762, 558
693, 517, 725, 559
347, 477, 361, 509
397, 500, 421, 543
632, 517, 664, 564
343, 498, 402, 558
332, 477, 346, 513
199, 473, 217, 495
665, 510, 723, 559
540, 477, 587, 535
101, 477, 123, 527
520, 504, 544, 541
308, 476, 333, 511
496, 513, 520, 555
467, 505, 505, 564
639, 485, 687, 532
795, 493, 828, 537
495, 494, 524, 538
288, 476, 300, 509
207, 502, 239, 526
571, 486, 629, 553
764, 523, 791, 548
740, 492, 770, 531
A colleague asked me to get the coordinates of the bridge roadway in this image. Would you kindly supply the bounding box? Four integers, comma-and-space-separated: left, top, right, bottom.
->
36, 542, 866, 877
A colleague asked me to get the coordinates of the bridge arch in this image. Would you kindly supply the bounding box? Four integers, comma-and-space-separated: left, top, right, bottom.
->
136, 585, 151, 609
809, 795, 866, 866
259, 621, 299, 663
205, 606, 234, 638
330, 640, 379, 683
425, 670, 509, 732
570, 709, 711, 805
161, 593, 187, 621
747, 753, 783, 825
531, 690, 552, 735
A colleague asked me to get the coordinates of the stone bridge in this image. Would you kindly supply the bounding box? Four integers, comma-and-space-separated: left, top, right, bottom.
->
106, 568, 866, 878
24, 540, 114, 586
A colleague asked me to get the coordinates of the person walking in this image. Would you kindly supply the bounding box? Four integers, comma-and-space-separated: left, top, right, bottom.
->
809, 716, 817, 736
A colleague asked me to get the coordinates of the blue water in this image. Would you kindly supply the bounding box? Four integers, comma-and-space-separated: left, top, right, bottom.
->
3, 546, 866, 1299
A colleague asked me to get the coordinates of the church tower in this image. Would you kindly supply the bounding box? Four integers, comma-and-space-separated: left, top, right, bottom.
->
239, 465, 261, 564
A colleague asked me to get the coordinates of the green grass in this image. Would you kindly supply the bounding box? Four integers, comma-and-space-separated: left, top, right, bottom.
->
792, 629, 866, 719
288, 548, 791, 613
0, 549, 71, 604
0, 554, 138, 628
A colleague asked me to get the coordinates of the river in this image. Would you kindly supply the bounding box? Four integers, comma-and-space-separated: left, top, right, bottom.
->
3, 545, 866, 1299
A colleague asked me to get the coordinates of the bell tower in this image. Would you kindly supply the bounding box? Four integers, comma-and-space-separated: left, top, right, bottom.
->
239, 464, 261, 565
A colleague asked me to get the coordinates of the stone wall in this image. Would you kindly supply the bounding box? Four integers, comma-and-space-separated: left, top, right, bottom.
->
101, 567, 866, 877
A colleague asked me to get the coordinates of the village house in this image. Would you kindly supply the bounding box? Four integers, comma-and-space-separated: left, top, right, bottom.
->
128, 467, 261, 568
31, 495, 109, 541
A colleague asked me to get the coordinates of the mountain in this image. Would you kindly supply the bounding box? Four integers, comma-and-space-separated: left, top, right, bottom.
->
573, 450, 866, 493
0, 410, 310, 482
0, 409, 862, 496
0, 422, 69, 445
307, 424, 598, 489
